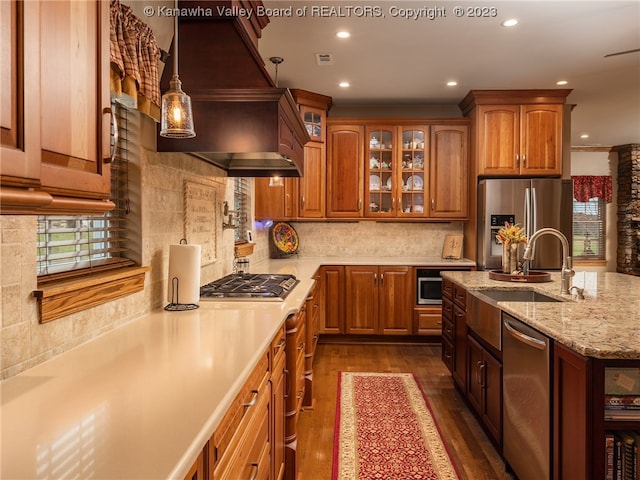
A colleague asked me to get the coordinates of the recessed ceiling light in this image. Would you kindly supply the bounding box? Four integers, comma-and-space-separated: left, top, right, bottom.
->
501, 19, 518, 27
447, 81, 458, 87
556, 80, 569, 86
339, 81, 350, 88
336, 31, 350, 39
580, 133, 590, 139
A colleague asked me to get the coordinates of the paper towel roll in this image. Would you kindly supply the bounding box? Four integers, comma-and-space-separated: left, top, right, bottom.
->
167, 243, 201, 304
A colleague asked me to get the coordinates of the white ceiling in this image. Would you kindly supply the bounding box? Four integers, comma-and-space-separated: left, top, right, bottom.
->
257, 0, 640, 148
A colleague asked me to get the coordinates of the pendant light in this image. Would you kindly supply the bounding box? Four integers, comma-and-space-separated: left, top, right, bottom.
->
160, 0, 195, 138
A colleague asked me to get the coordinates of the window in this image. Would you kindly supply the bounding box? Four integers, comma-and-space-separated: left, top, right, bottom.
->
233, 177, 250, 242
37, 102, 135, 281
573, 198, 606, 261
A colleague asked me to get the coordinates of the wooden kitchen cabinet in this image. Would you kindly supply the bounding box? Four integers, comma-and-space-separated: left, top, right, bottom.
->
554, 344, 640, 480
1, 0, 114, 213
459, 90, 571, 177
270, 326, 287, 480
318, 265, 345, 334
442, 278, 469, 393
284, 310, 306, 480
209, 352, 271, 480
303, 274, 320, 409
291, 89, 332, 219
467, 335, 503, 447
39, 0, 112, 199
345, 266, 412, 335
254, 177, 297, 220
326, 124, 364, 218
366, 125, 430, 218
429, 125, 469, 218
414, 305, 442, 336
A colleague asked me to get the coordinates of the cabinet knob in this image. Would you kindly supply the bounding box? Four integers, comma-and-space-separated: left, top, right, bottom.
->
515, 154, 520, 167
431, 198, 435, 210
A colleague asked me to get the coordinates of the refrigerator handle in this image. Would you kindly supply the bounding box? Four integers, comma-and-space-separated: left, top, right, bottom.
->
532, 187, 538, 233
524, 187, 531, 237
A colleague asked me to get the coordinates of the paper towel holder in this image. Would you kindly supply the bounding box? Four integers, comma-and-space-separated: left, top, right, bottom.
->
165, 238, 200, 311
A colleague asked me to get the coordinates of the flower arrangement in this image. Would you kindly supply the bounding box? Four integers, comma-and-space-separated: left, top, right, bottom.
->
495, 222, 527, 274
495, 221, 527, 246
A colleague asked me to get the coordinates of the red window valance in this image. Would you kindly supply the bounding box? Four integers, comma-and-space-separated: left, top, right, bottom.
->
572, 175, 613, 203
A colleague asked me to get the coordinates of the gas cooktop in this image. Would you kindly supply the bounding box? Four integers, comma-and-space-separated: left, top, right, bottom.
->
200, 273, 299, 301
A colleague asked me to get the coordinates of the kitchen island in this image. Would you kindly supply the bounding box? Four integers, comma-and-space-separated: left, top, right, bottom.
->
0, 255, 472, 480
440, 270, 640, 480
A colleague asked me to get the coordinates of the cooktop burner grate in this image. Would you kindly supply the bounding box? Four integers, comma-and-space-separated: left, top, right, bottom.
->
200, 273, 299, 301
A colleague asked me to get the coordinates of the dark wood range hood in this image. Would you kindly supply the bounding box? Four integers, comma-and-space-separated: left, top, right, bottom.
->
156, 2, 310, 177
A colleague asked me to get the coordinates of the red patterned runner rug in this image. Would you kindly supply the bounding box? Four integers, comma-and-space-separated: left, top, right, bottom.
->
332, 372, 460, 480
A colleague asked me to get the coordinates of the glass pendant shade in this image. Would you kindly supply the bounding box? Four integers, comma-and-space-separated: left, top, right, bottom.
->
160, 74, 195, 138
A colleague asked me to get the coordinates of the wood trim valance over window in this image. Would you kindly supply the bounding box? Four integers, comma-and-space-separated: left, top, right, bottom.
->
572, 175, 613, 203
110, 0, 161, 121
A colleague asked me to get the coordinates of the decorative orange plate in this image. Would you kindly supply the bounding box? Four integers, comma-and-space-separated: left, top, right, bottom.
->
272, 222, 299, 255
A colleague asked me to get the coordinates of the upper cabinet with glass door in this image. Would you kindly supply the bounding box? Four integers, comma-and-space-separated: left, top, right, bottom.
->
398, 128, 428, 218
365, 126, 429, 218
366, 127, 395, 217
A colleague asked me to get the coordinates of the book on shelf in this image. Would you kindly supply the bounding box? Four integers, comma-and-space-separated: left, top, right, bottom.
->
607, 431, 640, 480
606, 396, 640, 410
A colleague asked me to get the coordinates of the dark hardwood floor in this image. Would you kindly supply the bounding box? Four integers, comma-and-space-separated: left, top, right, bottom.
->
296, 340, 515, 480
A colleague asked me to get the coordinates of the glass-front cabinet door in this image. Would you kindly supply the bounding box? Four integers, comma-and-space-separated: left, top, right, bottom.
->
366, 127, 395, 217
398, 127, 427, 217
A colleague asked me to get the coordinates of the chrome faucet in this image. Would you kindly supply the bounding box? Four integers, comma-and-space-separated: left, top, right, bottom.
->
522, 227, 574, 294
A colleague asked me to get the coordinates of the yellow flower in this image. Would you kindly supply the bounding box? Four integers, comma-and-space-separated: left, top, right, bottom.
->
495, 222, 527, 245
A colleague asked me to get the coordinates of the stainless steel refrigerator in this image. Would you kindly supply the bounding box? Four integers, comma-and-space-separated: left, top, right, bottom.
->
477, 178, 573, 271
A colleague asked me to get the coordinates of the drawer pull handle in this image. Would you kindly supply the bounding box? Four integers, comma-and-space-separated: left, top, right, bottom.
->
249, 462, 259, 480
242, 390, 258, 408
276, 338, 286, 350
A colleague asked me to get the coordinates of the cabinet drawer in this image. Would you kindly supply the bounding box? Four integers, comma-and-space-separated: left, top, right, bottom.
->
414, 306, 443, 335
442, 278, 454, 299
442, 295, 453, 320
453, 283, 467, 308
271, 326, 286, 369
215, 380, 270, 480
442, 316, 454, 343
209, 353, 269, 474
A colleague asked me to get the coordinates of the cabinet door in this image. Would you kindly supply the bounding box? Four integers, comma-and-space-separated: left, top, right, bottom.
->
0, 0, 41, 187
39, 0, 111, 199
345, 266, 378, 334
379, 266, 412, 335
520, 104, 563, 176
326, 124, 364, 218
477, 105, 520, 175
482, 349, 502, 445
299, 140, 325, 218
429, 125, 468, 219
397, 127, 428, 218
365, 126, 396, 217
319, 266, 344, 334
467, 335, 484, 413
254, 177, 297, 220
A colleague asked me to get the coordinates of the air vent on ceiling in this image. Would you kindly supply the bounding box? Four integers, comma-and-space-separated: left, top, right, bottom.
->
315, 53, 334, 66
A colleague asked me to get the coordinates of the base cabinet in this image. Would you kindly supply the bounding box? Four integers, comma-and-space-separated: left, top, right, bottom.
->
442, 278, 469, 392
345, 266, 412, 335
467, 335, 502, 447
284, 310, 306, 480
554, 344, 640, 480
318, 266, 345, 334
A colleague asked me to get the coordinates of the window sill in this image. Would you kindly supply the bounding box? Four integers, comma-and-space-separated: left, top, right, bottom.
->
574, 259, 607, 267
33, 266, 151, 323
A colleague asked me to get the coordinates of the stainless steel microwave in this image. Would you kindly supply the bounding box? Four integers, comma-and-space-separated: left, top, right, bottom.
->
416, 269, 443, 305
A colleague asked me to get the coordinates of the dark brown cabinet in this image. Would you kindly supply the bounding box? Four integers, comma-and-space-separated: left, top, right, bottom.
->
318, 266, 345, 335
554, 344, 640, 480
442, 278, 469, 392
284, 309, 306, 480
467, 335, 503, 446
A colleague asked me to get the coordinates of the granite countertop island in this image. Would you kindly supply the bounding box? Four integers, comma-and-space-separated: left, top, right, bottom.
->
440, 270, 640, 360
1, 255, 471, 480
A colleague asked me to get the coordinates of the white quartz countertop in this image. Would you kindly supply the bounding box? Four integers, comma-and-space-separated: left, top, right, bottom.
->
440, 270, 640, 359
2, 255, 466, 479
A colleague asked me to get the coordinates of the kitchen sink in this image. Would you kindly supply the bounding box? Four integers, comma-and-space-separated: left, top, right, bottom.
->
474, 289, 562, 303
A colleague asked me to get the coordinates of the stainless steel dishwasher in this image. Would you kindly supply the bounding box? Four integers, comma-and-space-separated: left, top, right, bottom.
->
502, 312, 553, 480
